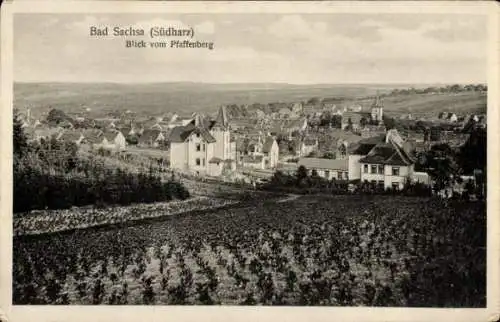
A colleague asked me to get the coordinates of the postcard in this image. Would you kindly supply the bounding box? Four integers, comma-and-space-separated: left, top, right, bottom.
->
0, 1, 498, 322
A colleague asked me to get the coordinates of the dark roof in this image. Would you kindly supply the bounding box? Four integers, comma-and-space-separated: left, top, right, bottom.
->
351, 143, 377, 155
342, 112, 365, 124
139, 129, 163, 144
168, 123, 216, 143
262, 137, 276, 153
358, 141, 414, 166
213, 106, 229, 129
209, 157, 223, 164
298, 157, 348, 171
242, 155, 264, 163
60, 131, 83, 142
303, 137, 317, 146
103, 130, 124, 142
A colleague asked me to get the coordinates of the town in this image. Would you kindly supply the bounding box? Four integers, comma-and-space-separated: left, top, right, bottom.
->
17, 84, 487, 198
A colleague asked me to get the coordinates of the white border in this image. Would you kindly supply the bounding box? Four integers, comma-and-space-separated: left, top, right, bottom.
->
1, 2, 499, 322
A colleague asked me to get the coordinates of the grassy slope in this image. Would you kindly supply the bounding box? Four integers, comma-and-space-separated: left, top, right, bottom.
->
361, 92, 487, 117
16, 82, 486, 120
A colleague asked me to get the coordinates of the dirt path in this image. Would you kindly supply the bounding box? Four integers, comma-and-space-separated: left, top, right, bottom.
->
276, 193, 301, 203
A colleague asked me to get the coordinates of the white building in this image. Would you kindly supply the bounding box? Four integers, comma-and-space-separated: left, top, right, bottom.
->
168, 106, 236, 176
370, 96, 384, 124
348, 129, 416, 190
298, 157, 349, 181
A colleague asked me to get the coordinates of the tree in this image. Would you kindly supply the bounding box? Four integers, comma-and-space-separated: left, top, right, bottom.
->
429, 127, 441, 141
295, 165, 308, 186
13, 111, 28, 157
331, 115, 342, 129
383, 116, 396, 130
323, 152, 336, 159
360, 117, 368, 128
46, 108, 71, 125
457, 128, 486, 174
424, 143, 458, 190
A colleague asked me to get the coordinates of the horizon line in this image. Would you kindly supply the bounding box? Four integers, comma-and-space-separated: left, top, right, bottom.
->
13, 81, 487, 86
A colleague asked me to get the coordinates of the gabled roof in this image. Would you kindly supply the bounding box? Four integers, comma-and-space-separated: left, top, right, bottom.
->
103, 130, 122, 142
168, 123, 216, 143
358, 142, 414, 166
342, 112, 370, 124
209, 157, 223, 164
262, 137, 276, 153
139, 129, 163, 144
351, 143, 378, 155
84, 130, 103, 144
213, 106, 229, 129
298, 157, 349, 171
59, 131, 83, 142
242, 155, 264, 163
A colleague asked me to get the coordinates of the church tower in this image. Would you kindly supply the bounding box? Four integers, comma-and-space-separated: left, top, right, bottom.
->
370, 94, 384, 125
211, 106, 230, 160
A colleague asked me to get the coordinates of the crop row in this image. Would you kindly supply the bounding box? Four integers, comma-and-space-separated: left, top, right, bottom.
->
13, 197, 238, 236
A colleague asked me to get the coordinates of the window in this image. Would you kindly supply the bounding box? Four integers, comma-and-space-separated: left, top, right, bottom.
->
363, 164, 368, 173
324, 170, 330, 179
202, 158, 205, 166
202, 143, 205, 151
378, 181, 384, 189
337, 171, 342, 180
392, 167, 400, 176
371, 165, 377, 174
196, 143, 201, 151
378, 165, 384, 175
196, 158, 201, 166
311, 169, 318, 177
196, 133, 200, 138
392, 182, 399, 190
344, 172, 349, 180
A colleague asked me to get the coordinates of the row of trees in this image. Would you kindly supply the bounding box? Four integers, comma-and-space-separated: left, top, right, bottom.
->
262, 166, 432, 197
13, 112, 189, 213
388, 84, 487, 96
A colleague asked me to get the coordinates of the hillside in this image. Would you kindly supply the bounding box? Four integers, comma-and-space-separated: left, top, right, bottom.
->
359, 92, 487, 118
14, 82, 486, 120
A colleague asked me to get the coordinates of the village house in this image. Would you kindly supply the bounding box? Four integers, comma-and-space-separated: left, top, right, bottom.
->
277, 107, 298, 119
229, 118, 263, 131
360, 124, 387, 138
26, 127, 62, 143
341, 111, 366, 131
295, 137, 319, 157
298, 157, 349, 181
138, 129, 167, 148
269, 118, 308, 139
169, 107, 236, 176
348, 129, 419, 190
348, 104, 363, 112
57, 131, 86, 146
93, 130, 127, 151
439, 112, 458, 123
235, 134, 279, 170
291, 102, 303, 114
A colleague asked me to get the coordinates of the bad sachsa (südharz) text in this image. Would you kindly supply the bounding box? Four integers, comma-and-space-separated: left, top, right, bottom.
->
89, 25, 215, 50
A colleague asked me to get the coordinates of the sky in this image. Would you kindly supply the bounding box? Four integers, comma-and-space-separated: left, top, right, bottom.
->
14, 13, 488, 84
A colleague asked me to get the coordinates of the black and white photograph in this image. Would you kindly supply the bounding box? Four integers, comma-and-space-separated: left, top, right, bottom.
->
1, 1, 499, 321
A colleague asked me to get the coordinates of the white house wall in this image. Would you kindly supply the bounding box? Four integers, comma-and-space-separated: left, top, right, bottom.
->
348, 155, 363, 180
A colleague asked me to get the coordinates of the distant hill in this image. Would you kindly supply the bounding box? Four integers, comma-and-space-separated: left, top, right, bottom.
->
14, 82, 486, 120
